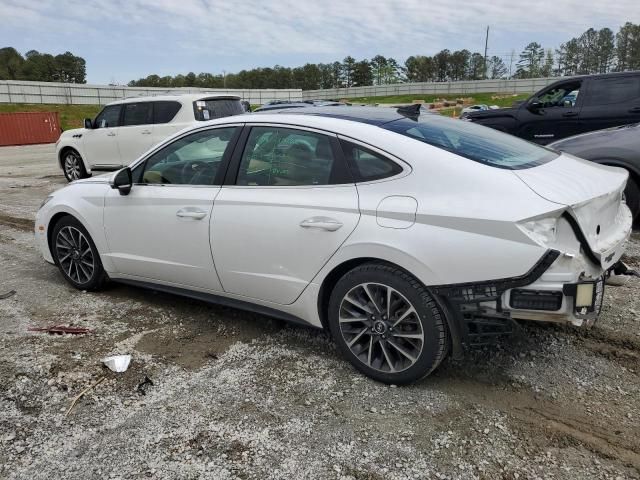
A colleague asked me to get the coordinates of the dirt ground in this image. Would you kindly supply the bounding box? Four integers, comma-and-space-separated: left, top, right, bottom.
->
1, 144, 639, 480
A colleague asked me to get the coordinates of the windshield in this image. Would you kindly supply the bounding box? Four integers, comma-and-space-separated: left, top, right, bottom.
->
193, 98, 244, 121
382, 115, 557, 169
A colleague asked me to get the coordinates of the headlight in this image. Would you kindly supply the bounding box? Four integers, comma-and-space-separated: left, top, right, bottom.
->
39, 196, 54, 210
518, 216, 558, 246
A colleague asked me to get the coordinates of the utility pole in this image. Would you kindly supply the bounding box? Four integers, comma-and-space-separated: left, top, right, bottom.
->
483, 26, 489, 79
223, 70, 226, 88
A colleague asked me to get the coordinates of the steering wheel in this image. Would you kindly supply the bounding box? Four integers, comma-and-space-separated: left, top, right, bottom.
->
181, 160, 208, 183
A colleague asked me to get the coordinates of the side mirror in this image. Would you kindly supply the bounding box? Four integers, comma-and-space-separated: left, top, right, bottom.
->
110, 167, 132, 196
528, 101, 543, 112
84, 118, 94, 129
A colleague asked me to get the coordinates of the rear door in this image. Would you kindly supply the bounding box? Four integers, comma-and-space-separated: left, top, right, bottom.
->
83, 104, 122, 168
116, 102, 155, 165
211, 124, 360, 305
150, 100, 184, 147
515, 80, 585, 144
579, 75, 640, 131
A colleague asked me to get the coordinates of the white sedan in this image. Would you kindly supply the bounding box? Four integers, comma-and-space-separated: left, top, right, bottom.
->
35, 106, 633, 384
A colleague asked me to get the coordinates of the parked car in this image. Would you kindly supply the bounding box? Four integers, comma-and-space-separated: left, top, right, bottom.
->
464, 71, 640, 144
549, 123, 640, 223
36, 106, 632, 384
461, 104, 490, 115
56, 94, 244, 181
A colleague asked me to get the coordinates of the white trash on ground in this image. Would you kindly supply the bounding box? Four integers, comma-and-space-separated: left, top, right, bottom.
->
102, 355, 132, 373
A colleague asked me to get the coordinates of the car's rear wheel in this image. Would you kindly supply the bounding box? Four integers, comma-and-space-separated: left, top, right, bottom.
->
62, 149, 89, 182
623, 174, 639, 225
328, 263, 448, 384
52, 216, 107, 290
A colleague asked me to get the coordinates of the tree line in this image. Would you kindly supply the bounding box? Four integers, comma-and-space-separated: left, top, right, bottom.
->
0, 47, 86, 83
1, 22, 638, 90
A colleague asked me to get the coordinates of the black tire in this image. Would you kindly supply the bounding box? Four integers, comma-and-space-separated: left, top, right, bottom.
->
61, 148, 89, 182
624, 174, 639, 225
52, 216, 108, 291
327, 263, 448, 384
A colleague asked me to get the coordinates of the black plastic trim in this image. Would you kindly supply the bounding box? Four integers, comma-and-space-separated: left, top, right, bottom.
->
114, 278, 318, 329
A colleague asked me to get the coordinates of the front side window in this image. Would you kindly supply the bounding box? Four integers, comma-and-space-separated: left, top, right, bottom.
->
383, 115, 557, 169
193, 98, 244, 121
94, 105, 121, 128
123, 102, 153, 126
588, 77, 640, 105
134, 127, 238, 185
340, 141, 402, 181
534, 81, 581, 108
236, 127, 336, 186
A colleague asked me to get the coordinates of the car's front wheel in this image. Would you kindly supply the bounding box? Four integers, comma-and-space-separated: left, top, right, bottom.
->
52, 216, 107, 290
328, 263, 448, 384
61, 149, 89, 182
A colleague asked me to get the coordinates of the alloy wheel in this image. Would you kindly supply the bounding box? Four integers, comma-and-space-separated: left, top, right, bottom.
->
64, 153, 81, 180
55, 226, 95, 284
338, 282, 424, 373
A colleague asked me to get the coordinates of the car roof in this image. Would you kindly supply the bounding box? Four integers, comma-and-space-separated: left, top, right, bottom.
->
258, 106, 409, 125
108, 93, 241, 106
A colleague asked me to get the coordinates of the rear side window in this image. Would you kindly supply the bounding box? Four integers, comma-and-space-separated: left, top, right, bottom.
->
236, 126, 338, 186
123, 102, 153, 126
193, 98, 244, 121
153, 101, 181, 124
340, 141, 402, 181
588, 77, 640, 105
94, 105, 121, 128
383, 116, 557, 169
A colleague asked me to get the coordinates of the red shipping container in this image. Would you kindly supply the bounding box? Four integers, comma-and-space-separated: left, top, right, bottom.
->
0, 111, 61, 147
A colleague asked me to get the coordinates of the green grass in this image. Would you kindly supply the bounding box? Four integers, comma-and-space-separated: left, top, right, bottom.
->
0, 103, 102, 131
347, 92, 530, 108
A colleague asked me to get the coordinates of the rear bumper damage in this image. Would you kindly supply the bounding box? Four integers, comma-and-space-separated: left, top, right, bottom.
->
433, 246, 634, 357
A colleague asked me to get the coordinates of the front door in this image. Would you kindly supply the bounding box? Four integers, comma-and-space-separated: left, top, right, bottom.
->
516, 80, 584, 144
116, 102, 155, 165
103, 126, 241, 291
211, 125, 360, 305
83, 104, 122, 168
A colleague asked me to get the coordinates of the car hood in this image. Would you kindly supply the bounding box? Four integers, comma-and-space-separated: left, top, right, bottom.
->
466, 106, 517, 120
515, 153, 630, 262
71, 172, 112, 184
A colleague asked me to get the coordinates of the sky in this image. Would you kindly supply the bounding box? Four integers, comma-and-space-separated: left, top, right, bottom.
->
1, 0, 639, 85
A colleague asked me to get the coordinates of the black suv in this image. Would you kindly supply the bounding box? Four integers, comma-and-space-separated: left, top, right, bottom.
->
464, 71, 640, 144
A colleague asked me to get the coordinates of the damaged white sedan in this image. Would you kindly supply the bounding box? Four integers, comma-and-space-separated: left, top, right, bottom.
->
35, 106, 634, 384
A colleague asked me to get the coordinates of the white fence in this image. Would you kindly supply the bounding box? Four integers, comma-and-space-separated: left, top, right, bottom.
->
0, 77, 563, 106
302, 77, 562, 100
0, 80, 303, 105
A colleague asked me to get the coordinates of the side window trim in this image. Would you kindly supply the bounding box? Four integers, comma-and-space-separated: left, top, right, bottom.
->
131, 124, 244, 186
336, 134, 410, 184
224, 123, 353, 187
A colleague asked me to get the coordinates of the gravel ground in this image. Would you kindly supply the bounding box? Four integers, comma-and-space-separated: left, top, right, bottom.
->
1, 144, 639, 480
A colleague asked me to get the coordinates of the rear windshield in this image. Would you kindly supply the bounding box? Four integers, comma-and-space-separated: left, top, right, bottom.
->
382, 115, 557, 169
193, 98, 244, 121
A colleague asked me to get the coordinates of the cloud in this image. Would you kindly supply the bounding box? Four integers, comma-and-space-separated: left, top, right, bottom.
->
1, 0, 638, 82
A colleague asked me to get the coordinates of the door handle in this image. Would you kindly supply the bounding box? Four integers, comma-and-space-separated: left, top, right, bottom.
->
141, 129, 152, 135
106, 132, 116, 137
176, 208, 207, 220
299, 216, 343, 231
628, 107, 640, 113
562, 111, 578, 117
